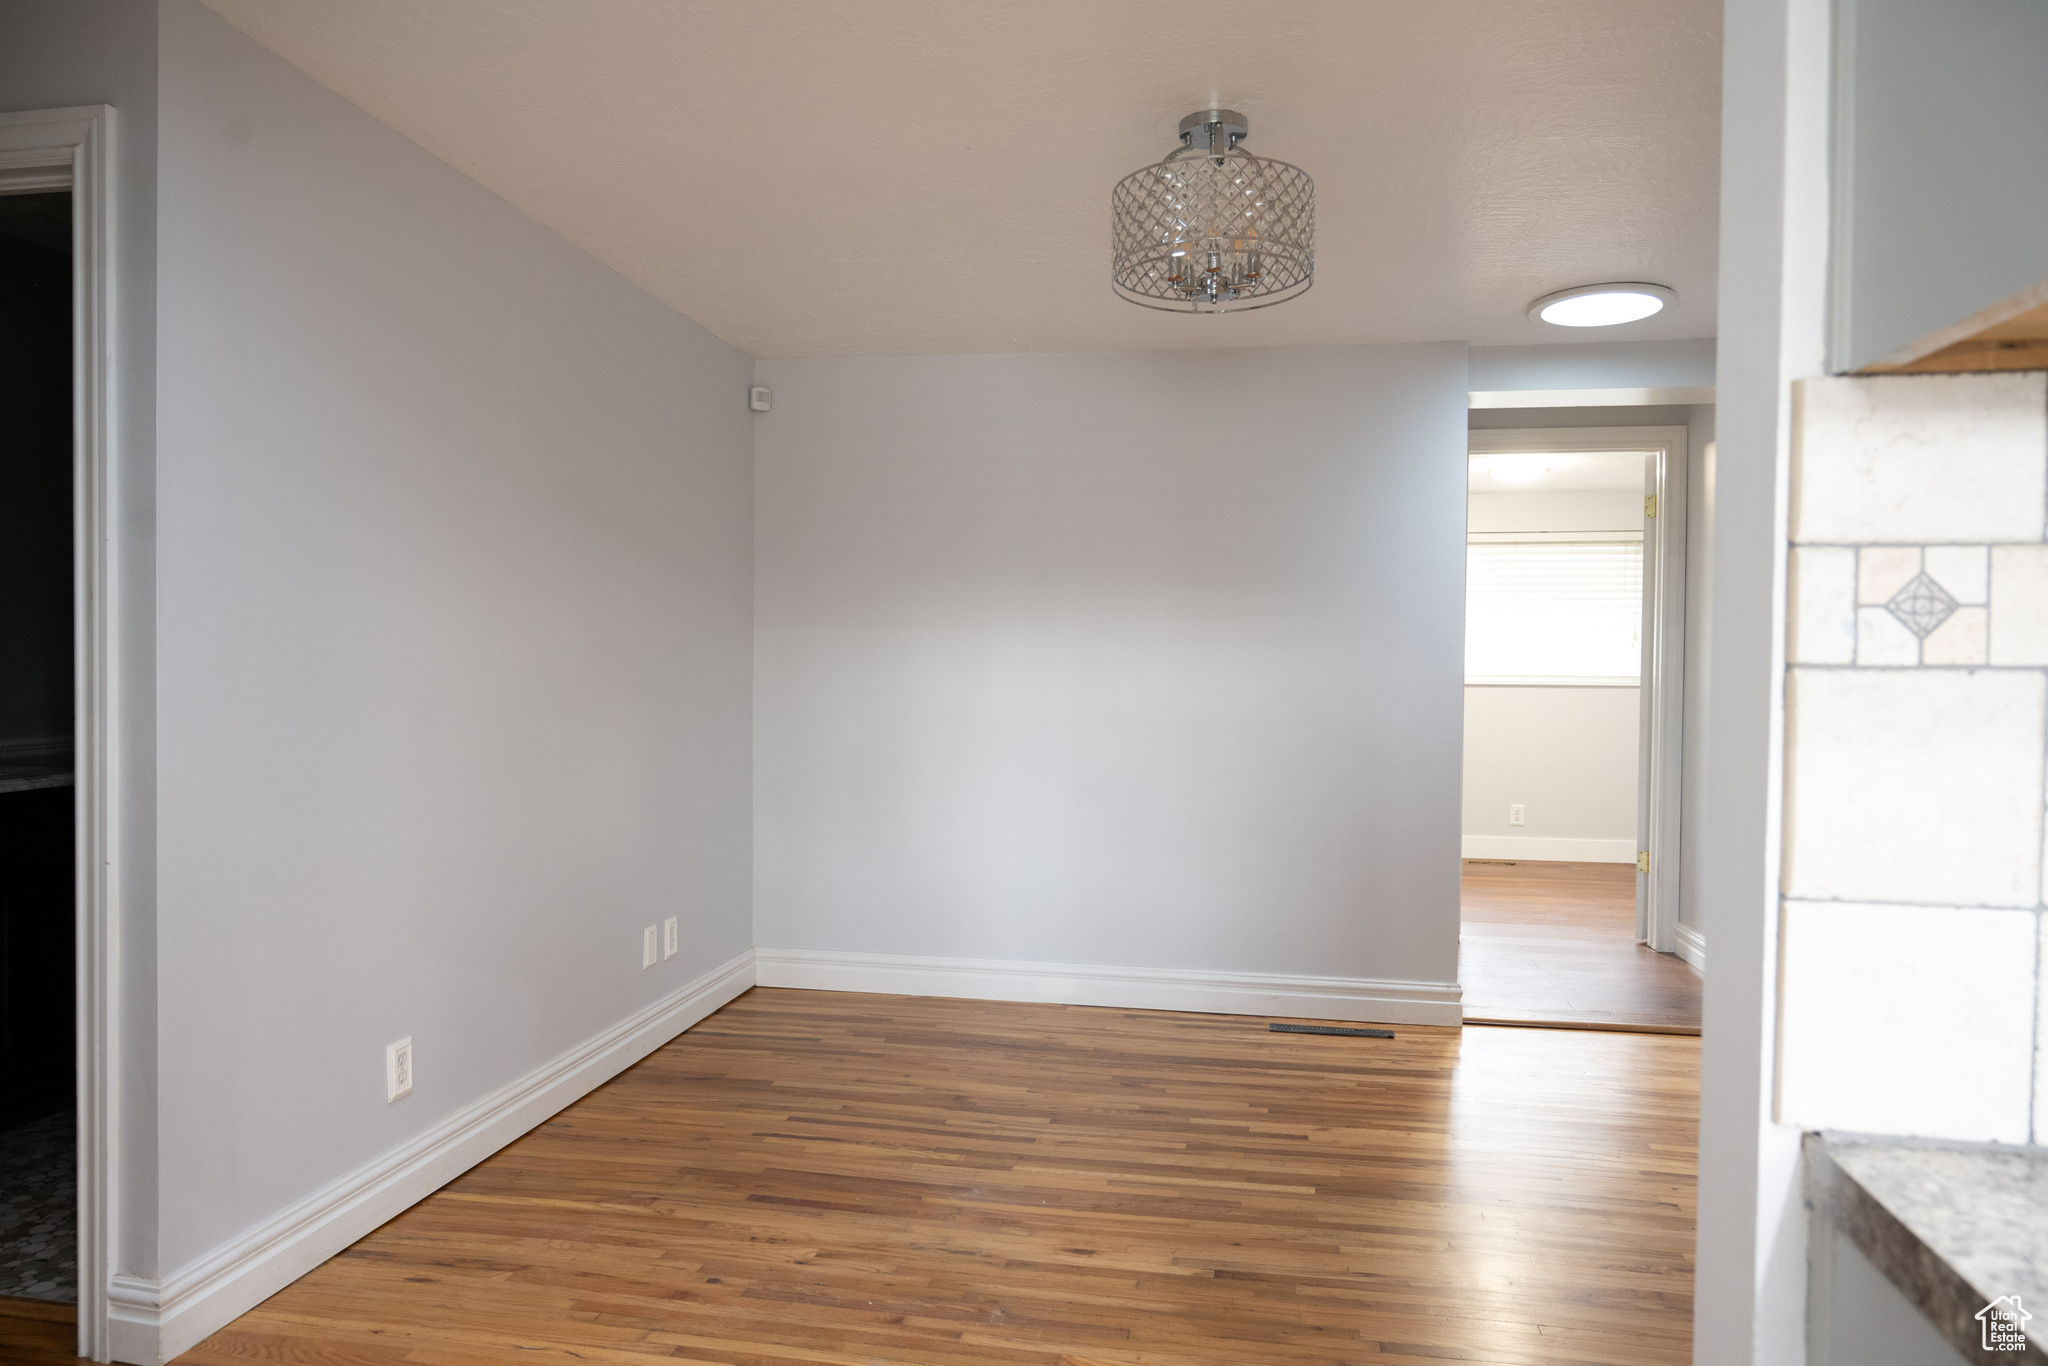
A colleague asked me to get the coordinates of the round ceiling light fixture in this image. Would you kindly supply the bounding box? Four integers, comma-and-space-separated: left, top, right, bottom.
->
1529, 282, 1676, 327
1111, 109, 1316, 313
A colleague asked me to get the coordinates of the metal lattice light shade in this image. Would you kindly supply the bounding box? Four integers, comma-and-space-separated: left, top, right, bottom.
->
1111, 109, 1315, 313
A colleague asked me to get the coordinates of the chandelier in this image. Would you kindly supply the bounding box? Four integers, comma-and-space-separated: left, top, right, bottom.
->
1111, 109, 1316, 313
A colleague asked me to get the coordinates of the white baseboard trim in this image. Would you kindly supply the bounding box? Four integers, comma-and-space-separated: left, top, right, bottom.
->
1461, 835, 1637, 863
1675, 923, 1706, 971
108, 948, 756, 1365
753, 948, 1462, 1027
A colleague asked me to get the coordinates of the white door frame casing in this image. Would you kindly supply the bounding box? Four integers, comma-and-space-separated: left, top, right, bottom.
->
0, 104, 120, 1362
1464, 425, 1690, 957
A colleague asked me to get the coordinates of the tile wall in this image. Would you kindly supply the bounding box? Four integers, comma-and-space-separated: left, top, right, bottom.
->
1781, 371, 2048, 1144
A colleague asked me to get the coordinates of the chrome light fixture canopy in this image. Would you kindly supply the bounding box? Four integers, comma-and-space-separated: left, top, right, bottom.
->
1111, 109, 1316, 313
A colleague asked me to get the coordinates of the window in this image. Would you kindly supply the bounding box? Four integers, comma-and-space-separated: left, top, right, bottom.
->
1465, 536, 1643, 683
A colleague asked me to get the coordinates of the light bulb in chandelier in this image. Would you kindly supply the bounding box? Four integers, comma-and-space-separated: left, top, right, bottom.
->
1111, 109, 1316, 313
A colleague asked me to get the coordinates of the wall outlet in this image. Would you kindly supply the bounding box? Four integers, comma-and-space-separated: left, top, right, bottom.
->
1509, 803, 1526, 827
642, 925, 658, 969
386, 1037, 413, 1103
663, 916, 678, 959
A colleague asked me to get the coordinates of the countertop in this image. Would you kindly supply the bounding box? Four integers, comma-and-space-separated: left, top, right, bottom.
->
1809, 1133, 2048, 1363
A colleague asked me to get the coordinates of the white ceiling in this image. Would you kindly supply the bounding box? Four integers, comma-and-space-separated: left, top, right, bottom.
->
201, 0, 1722, 360
1468, 449, 1648, 492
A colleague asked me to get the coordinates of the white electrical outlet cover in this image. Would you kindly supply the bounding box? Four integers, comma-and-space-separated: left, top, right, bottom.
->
1509, 803, 1525, 826
386, 1037, 413, 1103
642, 925, 658, 969
663, 916, 678, 959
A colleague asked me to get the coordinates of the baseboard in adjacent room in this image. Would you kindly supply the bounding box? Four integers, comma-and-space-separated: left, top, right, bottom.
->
753, 948, 1462, 1027
1675, 923, 1706, 971
109, 948, 756, 1365
1460, 834, 1637, 863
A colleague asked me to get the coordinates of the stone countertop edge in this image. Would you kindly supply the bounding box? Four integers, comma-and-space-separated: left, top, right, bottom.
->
1806, 1133, 2048, 1365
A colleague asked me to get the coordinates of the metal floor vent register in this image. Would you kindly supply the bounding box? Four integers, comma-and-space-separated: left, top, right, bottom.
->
1269, 1023, 1395, 1039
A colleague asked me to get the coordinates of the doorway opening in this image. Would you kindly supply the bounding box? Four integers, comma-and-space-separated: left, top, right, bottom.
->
1457, 426, 1702, 1033
0, 187, 76, 1306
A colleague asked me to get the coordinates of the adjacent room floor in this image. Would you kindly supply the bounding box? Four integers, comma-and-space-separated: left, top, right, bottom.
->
0, 1110, 75, 1304
167, 987, 1699, 1366
1460, 859, 1704, 1032
0, 1295, 72, 1364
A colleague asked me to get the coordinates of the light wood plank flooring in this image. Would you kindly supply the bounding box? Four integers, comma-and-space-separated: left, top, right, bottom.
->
177, 988, 1699, 1366
1461, 859, 1704, 1033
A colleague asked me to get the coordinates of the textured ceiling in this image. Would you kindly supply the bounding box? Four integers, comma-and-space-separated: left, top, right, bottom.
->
200, 0, 1722, 359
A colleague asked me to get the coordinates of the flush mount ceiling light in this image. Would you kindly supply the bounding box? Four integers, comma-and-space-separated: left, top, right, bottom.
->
1529, 282, 1676, 327
1111, 109, 1316, 313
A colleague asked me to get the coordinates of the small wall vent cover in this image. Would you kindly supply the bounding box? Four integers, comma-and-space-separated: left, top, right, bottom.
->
1269, 1023, 1394, 1039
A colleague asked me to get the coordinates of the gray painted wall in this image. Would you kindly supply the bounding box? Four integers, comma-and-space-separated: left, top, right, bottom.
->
753, 345, 1468, 988
1466, 403, 1701, 433
151, 1, 753, 1272
1470, 338, 1716, 392
0, 0, 162, 1281
1462, 688, 1640, 848
1833, 0, 2048, 369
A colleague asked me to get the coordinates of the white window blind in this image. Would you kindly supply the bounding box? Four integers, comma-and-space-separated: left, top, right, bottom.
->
1465, 538, 1644, 683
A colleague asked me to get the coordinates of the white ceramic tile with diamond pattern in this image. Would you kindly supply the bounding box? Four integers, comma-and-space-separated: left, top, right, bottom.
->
1858, 546, 1921, 604
1920, 606, 1988, 666
1784, 668, 2044, 907
1784, 371, 2048, 1146
2037, 918, 2048, 1142
1990, 544, 2048, 665
1790, 546, 1856, 665
1854, 606, 1920, 666
1779, 901, 2037, 1143
1924, 545, 1988, 604
1885, 573, 1960, 638
1792, 373, 2048, 545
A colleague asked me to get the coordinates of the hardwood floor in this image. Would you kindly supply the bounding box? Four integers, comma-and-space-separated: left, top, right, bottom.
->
178, 988, 1699, 1366
1461, 859, 1704, 1033
0, 1295, 75, 1364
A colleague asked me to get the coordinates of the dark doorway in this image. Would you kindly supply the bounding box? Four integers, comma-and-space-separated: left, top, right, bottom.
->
0, 188, 77, 1305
